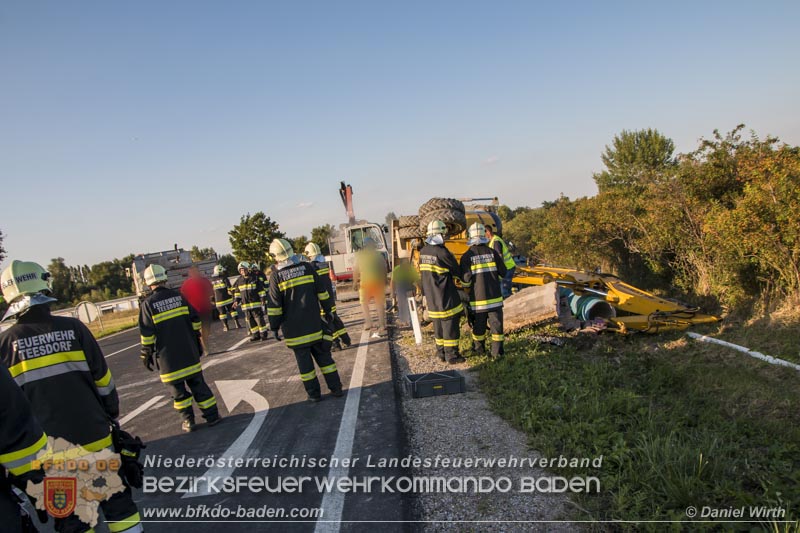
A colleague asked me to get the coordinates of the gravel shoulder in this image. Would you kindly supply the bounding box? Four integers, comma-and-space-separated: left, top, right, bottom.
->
390, 321, 573, 532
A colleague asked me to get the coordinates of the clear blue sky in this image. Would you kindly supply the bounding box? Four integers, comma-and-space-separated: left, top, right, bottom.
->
2, 1, 798, 267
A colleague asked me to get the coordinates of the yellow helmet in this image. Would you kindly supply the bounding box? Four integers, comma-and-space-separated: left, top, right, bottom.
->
426, 220, 447, 236
1, 260, 52, 304
1, 260, 57, 321
143, 264, 168, 286
304, 242, 322, 260
269, 238, 294, 262
468, 222, 486, 240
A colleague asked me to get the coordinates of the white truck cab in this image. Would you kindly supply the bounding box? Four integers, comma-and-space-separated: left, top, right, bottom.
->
326, 222, 389, 282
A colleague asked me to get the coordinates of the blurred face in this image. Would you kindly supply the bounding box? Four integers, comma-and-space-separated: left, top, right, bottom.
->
239, 268, 248, 276
188, 267, 201, 278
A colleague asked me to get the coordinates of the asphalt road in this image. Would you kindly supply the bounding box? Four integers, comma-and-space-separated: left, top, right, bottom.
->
95, 300, 410, 532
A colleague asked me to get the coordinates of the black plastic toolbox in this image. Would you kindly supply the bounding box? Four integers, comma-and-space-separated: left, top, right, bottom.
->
404, 370, 465, 398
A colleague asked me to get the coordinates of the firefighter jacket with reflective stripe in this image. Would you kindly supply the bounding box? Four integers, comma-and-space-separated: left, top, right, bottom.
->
489, 235, 516, 270
267, 259, 334, 348
233, 273, 264, 310
460, 244, 507, 312
419, 244, 463, 318
211, 275, 234, 307
0, 363, 47, 477
254, 270, 269, 298
311, 261, 335, 309
0, 306, 118, 451
139, 287, 203, 383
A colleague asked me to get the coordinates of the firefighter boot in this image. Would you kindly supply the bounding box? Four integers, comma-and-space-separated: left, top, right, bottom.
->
250, 332, 262, 342
182, 418, 196, 433
222, 320, 230, 332
234, 318, 242, 329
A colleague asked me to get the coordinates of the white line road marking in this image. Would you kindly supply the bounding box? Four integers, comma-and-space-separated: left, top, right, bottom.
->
184, 380, 269, 498
119, 396, 164, 426
105, 343, 139, 359
314, 330, 371, 533
152, 398, 171, 410
227, 337, 250, 352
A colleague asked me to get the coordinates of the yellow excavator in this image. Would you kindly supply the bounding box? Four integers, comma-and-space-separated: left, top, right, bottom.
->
510, 265, 720, 333
391, 197, 720, 334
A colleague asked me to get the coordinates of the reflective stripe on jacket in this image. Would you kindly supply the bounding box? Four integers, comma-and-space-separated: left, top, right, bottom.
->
489, 235, 516, 270
0, 307, 118, 450
139, 287, 203, 383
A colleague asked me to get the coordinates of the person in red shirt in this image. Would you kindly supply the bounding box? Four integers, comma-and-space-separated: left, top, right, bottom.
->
181, 266, 215, 352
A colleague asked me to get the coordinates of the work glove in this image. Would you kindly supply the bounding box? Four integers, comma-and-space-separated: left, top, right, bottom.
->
112, 423, 146, 489
140, 346, 154, 371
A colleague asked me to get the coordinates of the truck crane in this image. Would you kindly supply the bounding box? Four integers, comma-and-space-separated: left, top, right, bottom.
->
326, 182, 390, 282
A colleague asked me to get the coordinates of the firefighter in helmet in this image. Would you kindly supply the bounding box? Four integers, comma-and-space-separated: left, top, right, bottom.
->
419, 221, 465, 364
303, 242, 351, 349
0, 260, 143, 532
267, 239, 343, 402
211, 265, 241, 331
233, 261, 270, 341
139, 264, 221, 433
460, 222, 507, 357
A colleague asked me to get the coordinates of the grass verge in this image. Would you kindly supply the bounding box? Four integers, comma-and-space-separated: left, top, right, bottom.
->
86, 309, 139, 339
473, 324, 800, 529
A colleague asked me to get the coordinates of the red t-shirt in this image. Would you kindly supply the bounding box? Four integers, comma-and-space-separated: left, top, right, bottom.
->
181, 277, 214, 315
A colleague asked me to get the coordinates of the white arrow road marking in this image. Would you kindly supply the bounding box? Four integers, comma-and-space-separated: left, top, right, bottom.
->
118, 396, 165, 426
104, 343, 139, 359
314, 330, 370, 533
183, 379, 269, 498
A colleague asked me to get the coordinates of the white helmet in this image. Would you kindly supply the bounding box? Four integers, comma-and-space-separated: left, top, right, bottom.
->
1, 260, 57, 321
426, 220, 447, 236
213, 265, 224, 276
304, 242, 322, 260
143, 264, 168, 286
468, 222, 486, 241
269, 238, 294, 262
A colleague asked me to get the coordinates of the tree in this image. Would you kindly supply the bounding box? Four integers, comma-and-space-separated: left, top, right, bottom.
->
190, 245, 217, 262
217, 254, 238, 274
310, 224, 335, 255
290, 236, 309, 255
228, 212, 285, 264
48, 257, 76, 304
0, 229, 6, 264
385, 212, 398, 227
593, 128, 676, 193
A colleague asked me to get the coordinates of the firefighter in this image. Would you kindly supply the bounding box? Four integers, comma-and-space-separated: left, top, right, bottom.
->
233, 262, 270, 342
250, 262, 269, 314
485, 224, 516, 298
303, 242, 351, 349
1, 363, 46, 533
0, 260, 142, 532
139, 265, 221, 433
267, 239, 343, 402
419, 221, 465, 364
460, 222, 508, 357
211, 265, 241, 331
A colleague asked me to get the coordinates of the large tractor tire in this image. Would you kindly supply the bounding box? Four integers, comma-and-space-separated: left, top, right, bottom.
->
398, 226, 425, 239
418, 197, 465, 217
418, 208, 467, 235
398, 215, 420, 229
